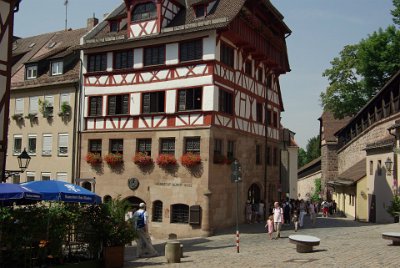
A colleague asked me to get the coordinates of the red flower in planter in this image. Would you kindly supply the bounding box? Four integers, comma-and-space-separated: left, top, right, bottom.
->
213, 153, 227, 164
85, 152, 102, 165
156, 154, 177, 167
133, 152, 153, 167
181, 152, 202, 167
104, 153, 123, 166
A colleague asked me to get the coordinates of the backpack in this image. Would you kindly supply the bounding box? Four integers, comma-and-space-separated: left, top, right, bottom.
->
134, 210, 145, 229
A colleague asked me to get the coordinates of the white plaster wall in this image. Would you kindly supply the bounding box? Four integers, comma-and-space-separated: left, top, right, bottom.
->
166, 43, 178, 65
165, 89, 176, 114
131, 93, 141, 115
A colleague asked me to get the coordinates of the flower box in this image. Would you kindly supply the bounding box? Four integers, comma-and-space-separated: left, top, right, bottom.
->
133, 152, 153, 167
104, 153, 123, 166
11, 113, 24, 121
85, 152, 102, 165
181, 152, 202, 167
213, 153, 227, 164
156, 154, 177, 167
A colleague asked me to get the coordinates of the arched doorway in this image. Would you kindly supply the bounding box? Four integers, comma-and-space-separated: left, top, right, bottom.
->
125, 196, 145, 211
82, 181, 92, 191
248, 183, 261, 204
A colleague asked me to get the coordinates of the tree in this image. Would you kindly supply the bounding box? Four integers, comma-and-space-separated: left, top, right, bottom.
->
298, 148, 307, 168
306, 135, 321, 163
321, 1, 400, 119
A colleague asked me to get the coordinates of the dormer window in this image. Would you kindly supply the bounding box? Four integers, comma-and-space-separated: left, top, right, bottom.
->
51, 61, 63, 76
26, 65, 37, 80
132, 2, 157, 22
195, 5, 206, 18
110, 21, 119, 32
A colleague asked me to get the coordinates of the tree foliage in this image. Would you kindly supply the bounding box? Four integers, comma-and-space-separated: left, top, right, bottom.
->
298, 135, 321, 168
298, 148, 307, 168
321, 1, 400, 119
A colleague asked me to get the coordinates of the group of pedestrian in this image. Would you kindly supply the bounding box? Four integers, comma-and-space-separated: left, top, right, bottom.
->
321, 200, 337, 217
245, 200, 265, 223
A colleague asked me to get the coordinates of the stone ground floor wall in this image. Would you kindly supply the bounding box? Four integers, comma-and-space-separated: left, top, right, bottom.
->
297, 171, 322, 201
79, 127, 280, 238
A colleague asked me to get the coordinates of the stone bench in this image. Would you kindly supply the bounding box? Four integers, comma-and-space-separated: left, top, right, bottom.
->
289, 235, 320, 253
382, 232, 400, 245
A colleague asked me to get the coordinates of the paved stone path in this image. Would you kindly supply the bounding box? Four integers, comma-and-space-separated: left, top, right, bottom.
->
124, 215, 400, 267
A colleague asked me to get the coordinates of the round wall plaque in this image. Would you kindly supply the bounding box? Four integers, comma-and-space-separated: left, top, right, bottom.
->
128, 178, 139, 190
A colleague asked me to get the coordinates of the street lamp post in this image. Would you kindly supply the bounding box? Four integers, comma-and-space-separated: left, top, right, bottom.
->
2, 148, 31, 182
231, 159, 242, 253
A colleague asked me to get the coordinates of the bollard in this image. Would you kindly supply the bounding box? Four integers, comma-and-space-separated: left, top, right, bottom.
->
165, 241, 181, 263
180, 243, 183, 258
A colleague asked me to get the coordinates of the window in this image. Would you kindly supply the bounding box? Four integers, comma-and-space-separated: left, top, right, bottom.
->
378, 160, 382, 176
256, 102, 263, 123
28, 135, 37, 154
267, 146, 271, 165
13, 135, 22, 155
110, 139, 123, 154
227, 140, 235, 160
152, 200, 163, 222
195, 5, 206, 17
178, 88, 202, 111
142, 91, 165, 113
42, 134, 52, 156
137, 139, 152, 156
29, 96, 38, 113
185, 137, 200, 154
220, 42, 234, 68
273, 111, 278, 128
110, 21, 119, 32
171, 204, 189, 224
26, 172, 35, 182
256, 144, 261, 165
219, 89, 233, 115
12, 174, 20, 184
179, 39, 202, 62
160, 138, 175, 155
41, 172, 51, 181
89, 139, 102, 156
245, 60, 252, 76
44, 95, 54, 107
15, 98, 24, 114
114, 50, 133, 70
51, 61, 63, 75
56, 172, 68, 182
267, 109, 272, 126
107, 94, 129, 115
132, 2, 157, 21
26, 65, 37, 79
60, 93, 70, 105
58, 133, 68, 156
87, 53, 107, 72
214, 139, 223, 163
273, 148, 278, 166
257, 68, 263, 83
144, 45, 165, 66
89, 96, 103, 116
266, 75, 272, 88
370, 160, 373, 175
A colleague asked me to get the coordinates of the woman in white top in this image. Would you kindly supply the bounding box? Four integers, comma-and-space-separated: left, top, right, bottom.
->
272, 202, 283, 239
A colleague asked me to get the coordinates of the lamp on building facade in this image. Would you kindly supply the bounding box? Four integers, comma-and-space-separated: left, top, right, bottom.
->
2, 148, 31, 182
385, 157, 393, 176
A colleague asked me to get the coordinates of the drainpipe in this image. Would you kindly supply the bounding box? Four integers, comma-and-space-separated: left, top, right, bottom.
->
264, 90, 268, 219
73, 54, 84, 182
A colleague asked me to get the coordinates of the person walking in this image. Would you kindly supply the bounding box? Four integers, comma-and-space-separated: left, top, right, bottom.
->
309, 202, 316, 226
258, 201, 265, 222
283, 200, 291, 225
272, 202, 284, 239
299, 200, 306, 228
292, 209, 299, 232
265, 215, 274, 240
133, 203, 158, 258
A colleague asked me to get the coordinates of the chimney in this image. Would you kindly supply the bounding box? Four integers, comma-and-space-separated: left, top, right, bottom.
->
87, 16, 99, 30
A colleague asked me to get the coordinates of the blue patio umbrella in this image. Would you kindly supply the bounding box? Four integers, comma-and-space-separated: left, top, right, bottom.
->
0, 183, 42, 205
21, 180, 101, 204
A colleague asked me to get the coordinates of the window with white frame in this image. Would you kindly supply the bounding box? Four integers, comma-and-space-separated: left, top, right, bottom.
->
26, 65, 38, 79
56, 172, 68, 182
15, 98, 24, 114
29, 96, 39, 114
26, 172, 35, 182
41, 172, 51, 181
58, 133, 68, 156
60, 93, 70, 105
42, 134, 52, 156
51, 61, 63, 76
12, 174, 20, 184
28, 135, 37, 155
44, 95, 54, 107
13, 135, 22, 155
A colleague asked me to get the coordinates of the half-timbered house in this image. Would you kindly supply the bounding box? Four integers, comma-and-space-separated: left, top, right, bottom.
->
79, 0, 290, 237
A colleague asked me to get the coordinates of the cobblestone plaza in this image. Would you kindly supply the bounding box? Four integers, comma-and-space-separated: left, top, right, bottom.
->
124, 215, 400, 267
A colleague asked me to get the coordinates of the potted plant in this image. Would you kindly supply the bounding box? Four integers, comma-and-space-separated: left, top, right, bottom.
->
85, 152, 103, 165
39, 99, 53, 118
133, 152, 153, 167
11, 113, 24, 121
156, 153, 177, 167
181, 152, 201, 167
24, 112, 38, 120
100, 197, 136, 268
387, 195, 400, 223
104, 153, 123, 166
59, 101, 72, 117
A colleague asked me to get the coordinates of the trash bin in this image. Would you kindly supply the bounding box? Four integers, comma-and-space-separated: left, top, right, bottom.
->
165, 241, 181, 263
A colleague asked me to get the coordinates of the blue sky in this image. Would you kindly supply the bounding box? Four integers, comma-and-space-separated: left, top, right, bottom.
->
14, 0, 394, 148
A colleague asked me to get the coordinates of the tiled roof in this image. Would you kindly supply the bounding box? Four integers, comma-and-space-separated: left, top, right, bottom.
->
319, 111, 351, 143
336, 158, 366, 184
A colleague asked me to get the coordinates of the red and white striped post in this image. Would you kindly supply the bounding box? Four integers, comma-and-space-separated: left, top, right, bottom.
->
236, 230, 240, 253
